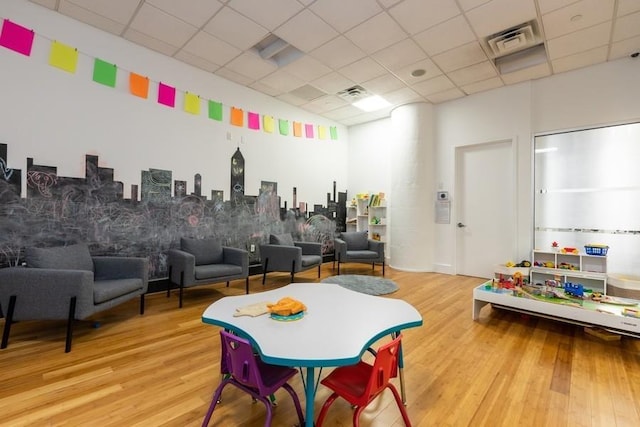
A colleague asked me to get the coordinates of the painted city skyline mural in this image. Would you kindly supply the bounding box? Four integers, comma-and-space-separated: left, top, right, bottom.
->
0, 143, 344, 279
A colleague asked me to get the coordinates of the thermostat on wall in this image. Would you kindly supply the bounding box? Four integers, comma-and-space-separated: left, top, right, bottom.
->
437, 191, 448, 201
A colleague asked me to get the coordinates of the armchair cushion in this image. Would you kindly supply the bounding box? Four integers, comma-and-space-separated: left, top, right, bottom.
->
270, 233, 295, 246
25, 243, 94, 272
340, 232, 368, 251
181, 238, 224, 266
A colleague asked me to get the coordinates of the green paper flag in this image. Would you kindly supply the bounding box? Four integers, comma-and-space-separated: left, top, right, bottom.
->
208, 100, 223, 121
93, 58, 117, 87
278, 119, 289, 136
330, 126, 338, 140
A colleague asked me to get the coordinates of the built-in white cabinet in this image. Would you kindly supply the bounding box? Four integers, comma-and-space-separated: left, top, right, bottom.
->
530, 250, 608, 293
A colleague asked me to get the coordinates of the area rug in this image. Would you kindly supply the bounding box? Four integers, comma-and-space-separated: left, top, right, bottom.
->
321, 275, 398, 296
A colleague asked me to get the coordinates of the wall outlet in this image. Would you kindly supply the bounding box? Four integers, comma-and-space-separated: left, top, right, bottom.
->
250, 244, 255, 252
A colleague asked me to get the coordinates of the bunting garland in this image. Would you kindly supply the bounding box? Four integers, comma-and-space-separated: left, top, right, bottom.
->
0, 16, 339, 141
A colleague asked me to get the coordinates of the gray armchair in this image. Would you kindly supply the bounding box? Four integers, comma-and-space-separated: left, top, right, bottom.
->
334, 231, 385, 276
259, 233, 322, 285
0, 243, 148, 353
167, 238, 249, 308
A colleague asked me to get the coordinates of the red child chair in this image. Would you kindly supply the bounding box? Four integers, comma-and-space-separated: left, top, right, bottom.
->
202, 330, 305, 427
315, 334, 411, 427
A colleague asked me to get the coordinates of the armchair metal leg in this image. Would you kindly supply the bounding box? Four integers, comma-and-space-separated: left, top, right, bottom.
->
167, 266, 172, 298
262, 258, 269, 285
317, 264, 321, 278
383, 261, 385, 276
1, 295, 16, 349
179, 271, 184, 309
140, 294, 145, 315
290, 260, 296, 283
245, 277, 249, 294
65, 296, 76, 353
337, 254, 341, 275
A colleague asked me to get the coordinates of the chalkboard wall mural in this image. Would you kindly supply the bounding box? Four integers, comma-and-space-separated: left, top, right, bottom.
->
0, 144, 339, 279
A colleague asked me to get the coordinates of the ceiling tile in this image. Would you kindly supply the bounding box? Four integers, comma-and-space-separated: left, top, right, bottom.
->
344, 12, 407, 54
202, 7, 269, 50
389, 0, 461, 34
311, 73, 357, 95
339, 57, 388, 82
249, 80, 282, 97
394, 58, 442, 84
309, 36, 367, 70
412, 75, 455, 96
258, 69, 306, 92
276, 92, 308, 106
63, 0, 141, 24
225, 51, 278, 80
465, 0, 538, 37
431, 41, 488, 72
612, 11, 640, 42
457, 0, 492, 11
310, 0, 382, 32
546, 22, 611, 59
500, 62, 551, 84
377, 0, 403, 8
174, 50, 220, 73
146, 0, 224, 28
59, 1, 125, 36
542, 0, 614, 40
281, 55, 332, 82
123, 28, 179, 56
609, 35, 640, 59
227, 0, 304, 31
537, 0, 581, 15
181, 31, 242, 66
617, 0, 640, 16
361, 74, 406, 95
425, 87, 465, 103
447, 61, 498, 86
413, 15, 476, 56
274, 9, 339, 52
371, 39, 428, 73
30, 0, 57, 8
214, 67, 256, 86
129, 3, 198, 48
551, 45, 608, 73
383, 86, 424, 105
321, 104, 364, 121
461, 76, 504, 94
300, 95, 349, 114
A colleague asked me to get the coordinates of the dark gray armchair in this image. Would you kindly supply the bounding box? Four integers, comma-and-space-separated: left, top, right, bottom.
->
259, 233, 322, 285
334, 231, 385, 276
167, 238, 249, 308
0, 243, 148, 353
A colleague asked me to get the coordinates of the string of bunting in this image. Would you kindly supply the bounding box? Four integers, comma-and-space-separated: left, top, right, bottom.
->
0, 17, 339, 141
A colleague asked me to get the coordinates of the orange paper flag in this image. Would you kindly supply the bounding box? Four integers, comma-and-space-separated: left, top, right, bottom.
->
129, 72, 149, 99
231, 107, 244, 127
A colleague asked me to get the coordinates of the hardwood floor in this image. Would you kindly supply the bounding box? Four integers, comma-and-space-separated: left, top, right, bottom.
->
1, 265, 639, 426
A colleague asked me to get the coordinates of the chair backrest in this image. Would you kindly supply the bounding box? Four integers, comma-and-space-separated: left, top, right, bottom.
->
220, 330, 264, 392
269, 233, 295, 246
363, 334, 402, 401
340, 232, 368, 250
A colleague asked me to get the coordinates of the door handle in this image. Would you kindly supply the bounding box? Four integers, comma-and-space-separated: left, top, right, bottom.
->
457, 222, 466, 228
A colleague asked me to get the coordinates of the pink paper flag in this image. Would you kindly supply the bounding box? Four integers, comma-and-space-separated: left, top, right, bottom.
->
157, 82, 176, 108
0, 19, 34, 56
248, 112, 260, 130
305, 124, 314, 139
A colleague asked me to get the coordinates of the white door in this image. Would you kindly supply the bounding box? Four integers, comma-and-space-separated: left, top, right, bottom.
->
455, 140, 516, 278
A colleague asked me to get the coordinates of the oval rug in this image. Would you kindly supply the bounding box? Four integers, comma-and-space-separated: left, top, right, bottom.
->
321, 275, 398, 296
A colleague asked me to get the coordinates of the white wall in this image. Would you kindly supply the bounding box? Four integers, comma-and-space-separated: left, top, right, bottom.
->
349, 56, 640, 274
345, 118, 391, 199
0, 0, 348, 208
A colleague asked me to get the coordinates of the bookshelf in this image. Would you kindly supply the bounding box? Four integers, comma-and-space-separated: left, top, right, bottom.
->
346, 193, 387, 242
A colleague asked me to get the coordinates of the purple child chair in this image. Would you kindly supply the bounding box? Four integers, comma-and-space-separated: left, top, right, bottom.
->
202, 330, 305, 426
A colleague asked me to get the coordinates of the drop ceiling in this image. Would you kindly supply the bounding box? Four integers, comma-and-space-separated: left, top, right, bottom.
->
27, 0, 640, 126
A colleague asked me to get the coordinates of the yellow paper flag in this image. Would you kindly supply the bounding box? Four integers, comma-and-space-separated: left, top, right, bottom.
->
49, 40, 78, 74
184, 92, 200, 115
263, 115, 275, 133
318, 125, 327, 140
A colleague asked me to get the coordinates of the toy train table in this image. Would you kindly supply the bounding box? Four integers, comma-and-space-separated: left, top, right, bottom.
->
472, 280, 640, 338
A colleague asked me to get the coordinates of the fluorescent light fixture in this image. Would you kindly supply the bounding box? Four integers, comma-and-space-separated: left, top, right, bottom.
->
495, 43, 547, 74
534, 147, 558, 154
353, 95, 391, 112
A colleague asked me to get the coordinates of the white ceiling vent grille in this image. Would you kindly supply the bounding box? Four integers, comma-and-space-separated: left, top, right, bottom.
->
486, 20, 542, 58
336, 85, 369, 102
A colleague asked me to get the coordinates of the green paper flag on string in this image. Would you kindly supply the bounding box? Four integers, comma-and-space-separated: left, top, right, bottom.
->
278, 119, 289, 135
93, 58, 117, 87
208, 100, 223, 121
330, 126, 338, 140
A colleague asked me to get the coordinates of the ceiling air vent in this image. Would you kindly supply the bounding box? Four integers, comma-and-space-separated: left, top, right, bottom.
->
486, 20, 542, 58
336, 85, 369, 102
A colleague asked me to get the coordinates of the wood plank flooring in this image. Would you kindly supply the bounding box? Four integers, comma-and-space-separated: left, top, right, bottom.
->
1, 265, 639, 426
